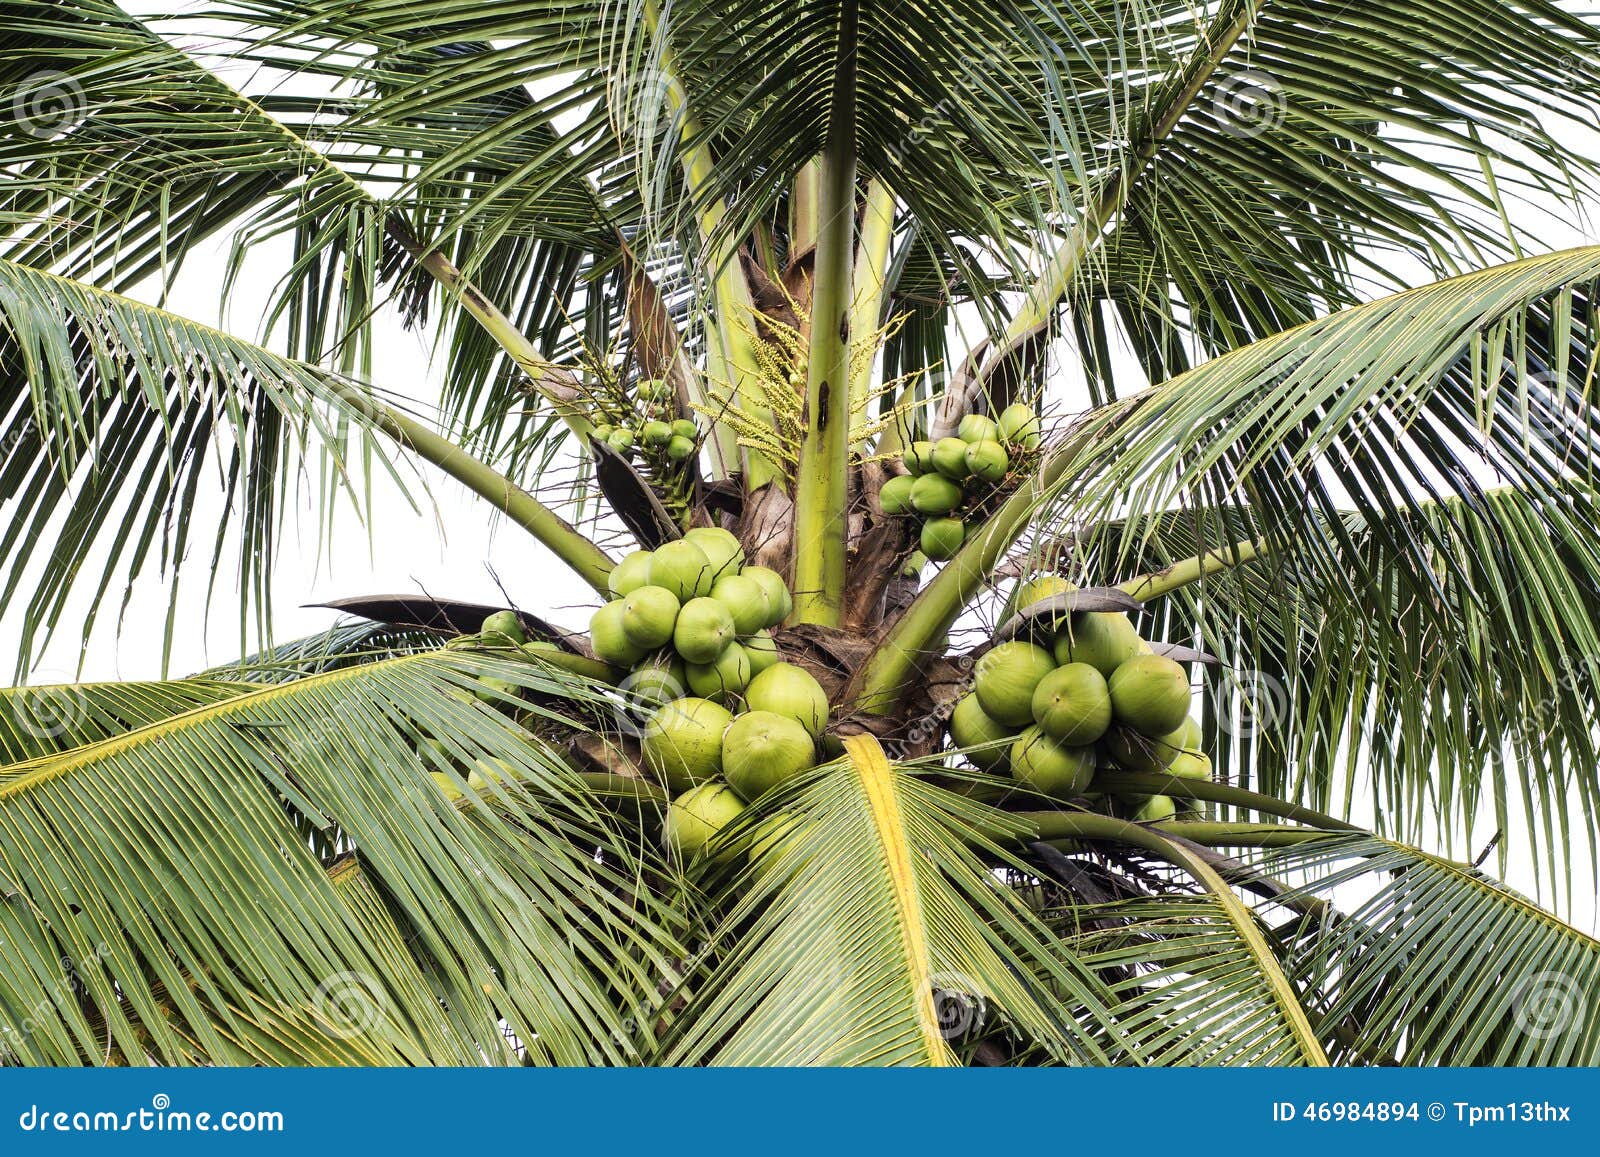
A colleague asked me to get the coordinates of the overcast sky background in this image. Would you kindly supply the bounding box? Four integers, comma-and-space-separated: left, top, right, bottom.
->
3, 8, 1597, 928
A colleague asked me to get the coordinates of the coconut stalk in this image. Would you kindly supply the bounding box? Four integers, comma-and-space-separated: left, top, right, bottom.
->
848, 179, 896, 448
790, 0, 861, 626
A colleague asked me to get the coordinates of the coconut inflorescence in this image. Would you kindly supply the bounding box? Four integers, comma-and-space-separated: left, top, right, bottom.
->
944, 576, 1209, 821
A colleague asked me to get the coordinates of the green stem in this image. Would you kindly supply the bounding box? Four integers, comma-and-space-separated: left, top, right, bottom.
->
1086, 774, 1364, 831
1117, 536, 1267, 602
337, 384, 614, 593
849, 179, 896, 448
790, 0, 861, 626
1035, 818, 1339, 848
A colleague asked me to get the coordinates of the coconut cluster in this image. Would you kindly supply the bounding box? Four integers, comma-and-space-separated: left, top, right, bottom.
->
950, 576, 1210, 820
878, 404, 1041, 562
590, 377, 699, 467
592, 528, 828, 861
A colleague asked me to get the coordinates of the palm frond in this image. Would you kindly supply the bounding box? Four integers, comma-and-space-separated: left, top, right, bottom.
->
0, 650, 678, 1064
0, 679, 248, 764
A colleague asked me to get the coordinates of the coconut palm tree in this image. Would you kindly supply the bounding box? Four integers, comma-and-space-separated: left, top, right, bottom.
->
3, 0, 1600, 1066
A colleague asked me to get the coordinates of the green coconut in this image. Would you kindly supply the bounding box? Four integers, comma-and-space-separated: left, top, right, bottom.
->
744, 662, 830, 737
958, 414, 1000, 444
973, 640, 1057, 727
624, 656, 688, 712
666, 435, 696, 462
902, 440, 936, 475
642, 419, 674, 448
520, 639, 562, 658
910, 473, 963, 515
649, 538, 715, 601
480, 610, 526, 645
742, 566, 793, 625
711, 573, 772, 636
620, 584, 681, 649
641, 697, 733, 787
1030, 662, 1113, 745
1052, 611, 1143, 677
1165, 716, 1202, 754
467, 757, 519, 791
997, 402, 1041, 449
1108, 654, 1192, 736
742, 629, 781, 675
592, 422, 615, 442
964, 439, 1009, 483
664, 783, 747, 860
606, 427, 636, 456
636, 377, 672, 402
673, 597, 736, 664
683, 526, 745, 580
429, 771, 464, 802
1099, 725, 1179, 772
1010, 727, 1096, 799
931, 436, 972, 480
920, 517, 965, 561
1131, 795, 1176, 823
879, 474, 916, 515
1007, 574, 1075, 621
722, 710, 817, 799
948, 692, 1014, 773
589, 599, 648, 666
609, 549, 657, 598
671, 418, 698, 440
474, 675, 521, 704
686, 643, 753, 704
900, 551, 928, 578
1167, 750, 1212, 781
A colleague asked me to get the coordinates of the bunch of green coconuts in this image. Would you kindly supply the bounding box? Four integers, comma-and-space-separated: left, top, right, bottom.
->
589, 377, 699, 467
591, 527, 829, 862
949, 574, 1210, 821
878, 403, 1042, 564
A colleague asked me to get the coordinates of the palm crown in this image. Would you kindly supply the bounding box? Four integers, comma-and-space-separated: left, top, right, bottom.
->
2, 0, 1599, 1065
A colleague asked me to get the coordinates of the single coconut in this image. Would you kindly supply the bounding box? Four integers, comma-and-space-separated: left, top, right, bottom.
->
467, 757, 518, 791
1052, 611, 1143, 676
1166, 750, 1211, 781
900, 551, 928, 577
480, 610, 526, 645
1165, 716, 1202, 754
744, 662, 830, 737
974, 640, 1057, 727
649, 538, 715, 601
1030, 662, 1113, 745
964, 439, 1010, 483
664, 783, 747, 860
920, 517, 965, 561
474, 674, 521, 704
1131, 795, 1176, 823
607, 427, 636, 456
1099, 725, 1179, 772
686, 643, 754, 704
673, 597, 736, 664
741, 566, 793, 625
997, 402, 1041, 449
958, 414, 1000, 444
624, 657, 687, 713
931, 436, 972, 480
1010, 727, 1096, 799
1007, 574, 1075, 622
741, 629, 781, 675
1108, 654, 1192, 736
949, 692, 1015, 773
641, 697, 733, 787
671, 418, 698, 440
609, 549, 656, 598
589, 600, 648, 666
879, 474, 916, 515
722, 710, 817, 799
902, 440, 936, 475
910, 473, 963, 515
620, 584, 681, 649
711, 573, 772, 636
642, 419, 674, 447
666, 435, 696, 462
683, 526, 745, 580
